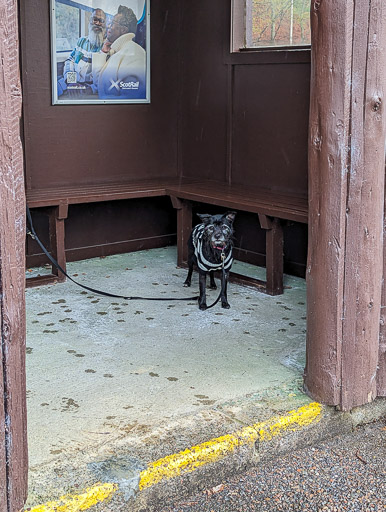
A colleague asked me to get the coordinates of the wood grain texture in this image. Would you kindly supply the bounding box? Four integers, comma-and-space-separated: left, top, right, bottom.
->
306, 0, 386, 410
341, 0, 386, 410
0, 0, 28, 509
378, 186, 386, 396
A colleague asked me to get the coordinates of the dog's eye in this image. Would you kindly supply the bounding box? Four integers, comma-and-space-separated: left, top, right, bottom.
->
207, 225, 214, 232
222, 225, 230, 233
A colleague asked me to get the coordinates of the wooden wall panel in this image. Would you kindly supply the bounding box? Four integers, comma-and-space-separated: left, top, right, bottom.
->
179, 0, 229, 182
232, 63, 310, 194
20, 0, 181, 192
0, 0, 28, 509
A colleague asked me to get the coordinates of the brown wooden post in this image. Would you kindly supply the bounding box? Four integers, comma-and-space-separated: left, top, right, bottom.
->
306, 0, 386, 410
0, 0, 28, 510
378, 182, 386, 396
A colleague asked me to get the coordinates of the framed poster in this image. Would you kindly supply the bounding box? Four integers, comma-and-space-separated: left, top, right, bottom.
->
51, 0, 150, 104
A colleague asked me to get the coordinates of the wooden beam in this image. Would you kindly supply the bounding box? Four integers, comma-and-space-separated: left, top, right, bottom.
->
0, 0, 28, 509
378, 179, 386, 397
306, 0, 386, 410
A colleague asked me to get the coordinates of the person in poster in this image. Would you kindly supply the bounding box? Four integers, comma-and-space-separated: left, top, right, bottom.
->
57, 8, 106, 97
92, 5, 146, 100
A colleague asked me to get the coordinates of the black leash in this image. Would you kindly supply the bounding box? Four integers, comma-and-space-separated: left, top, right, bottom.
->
26, 206, 224, 307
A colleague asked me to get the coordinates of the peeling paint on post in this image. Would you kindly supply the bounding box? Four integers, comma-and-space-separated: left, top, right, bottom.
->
306, 0, 386, 410
0, 0, 28, 510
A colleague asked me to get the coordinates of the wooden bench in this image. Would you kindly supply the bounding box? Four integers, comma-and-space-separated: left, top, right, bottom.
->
26, 178, 182, 287
26, 179, 308, 295
166, 181, 308, 295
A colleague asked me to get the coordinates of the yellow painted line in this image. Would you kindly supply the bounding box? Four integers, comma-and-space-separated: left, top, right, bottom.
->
139, 402, 322, 490
26, 482, 118, 512
27, 402, 322, 510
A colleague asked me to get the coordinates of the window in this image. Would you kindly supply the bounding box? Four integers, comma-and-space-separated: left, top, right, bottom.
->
232, 0, 311, 51
55, 3, 81, 52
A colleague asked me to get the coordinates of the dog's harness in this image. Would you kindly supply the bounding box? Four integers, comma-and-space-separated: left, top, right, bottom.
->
192, 224, 233, 272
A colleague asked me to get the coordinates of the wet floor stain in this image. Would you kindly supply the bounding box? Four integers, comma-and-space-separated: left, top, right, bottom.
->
149, 372, 159, 377
103, 374, 114, 378
61, 397, 80, 412
43, 330, 59, 334
26, 347, 33, 354
167, 377, 178, 381
50, 449, 63, 455
75, 353, 85, 358
67, 350, 76, 354
52, 299, 66, 304
85, 369, 96, 373
37, 312, 52, 316
97, 312, 108, 315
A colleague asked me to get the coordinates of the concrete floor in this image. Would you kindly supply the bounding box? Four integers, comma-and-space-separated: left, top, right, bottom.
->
25, 246, 307, 506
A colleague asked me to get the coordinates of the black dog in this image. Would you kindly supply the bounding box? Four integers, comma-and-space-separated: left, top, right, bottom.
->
184, 212, 236, 310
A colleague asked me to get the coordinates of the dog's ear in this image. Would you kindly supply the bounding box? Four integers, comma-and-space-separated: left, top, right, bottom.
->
197, 213, 212, 225
224, 211, 236, 224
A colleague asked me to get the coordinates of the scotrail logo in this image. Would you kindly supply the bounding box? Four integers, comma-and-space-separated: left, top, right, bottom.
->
108, 79, 140, 91
108, 79, 120, 92
120, 81, 140, 90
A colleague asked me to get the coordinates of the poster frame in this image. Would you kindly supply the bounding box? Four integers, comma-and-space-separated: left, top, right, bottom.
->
50, 0, 150, 105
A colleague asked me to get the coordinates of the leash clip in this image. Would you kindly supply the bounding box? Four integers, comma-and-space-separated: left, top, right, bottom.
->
27, 229, 36, 240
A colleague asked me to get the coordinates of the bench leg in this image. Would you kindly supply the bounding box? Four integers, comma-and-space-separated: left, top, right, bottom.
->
258, 214, 284, 295
49, 203, 68, 282
170, 196, 192, 267
26, 203, 68, 288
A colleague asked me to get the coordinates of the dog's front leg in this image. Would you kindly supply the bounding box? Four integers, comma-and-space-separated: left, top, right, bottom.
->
220, 271, 230, 309
198, 271, 207, 310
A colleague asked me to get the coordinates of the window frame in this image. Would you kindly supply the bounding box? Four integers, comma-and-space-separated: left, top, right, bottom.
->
231, 0, 311, 54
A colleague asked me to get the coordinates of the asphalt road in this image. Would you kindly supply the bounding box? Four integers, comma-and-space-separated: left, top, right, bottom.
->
161, 417, 386, 512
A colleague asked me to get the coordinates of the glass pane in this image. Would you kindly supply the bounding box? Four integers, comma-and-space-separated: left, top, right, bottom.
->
249, 0, 311, 48
55, 3, 80, 52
